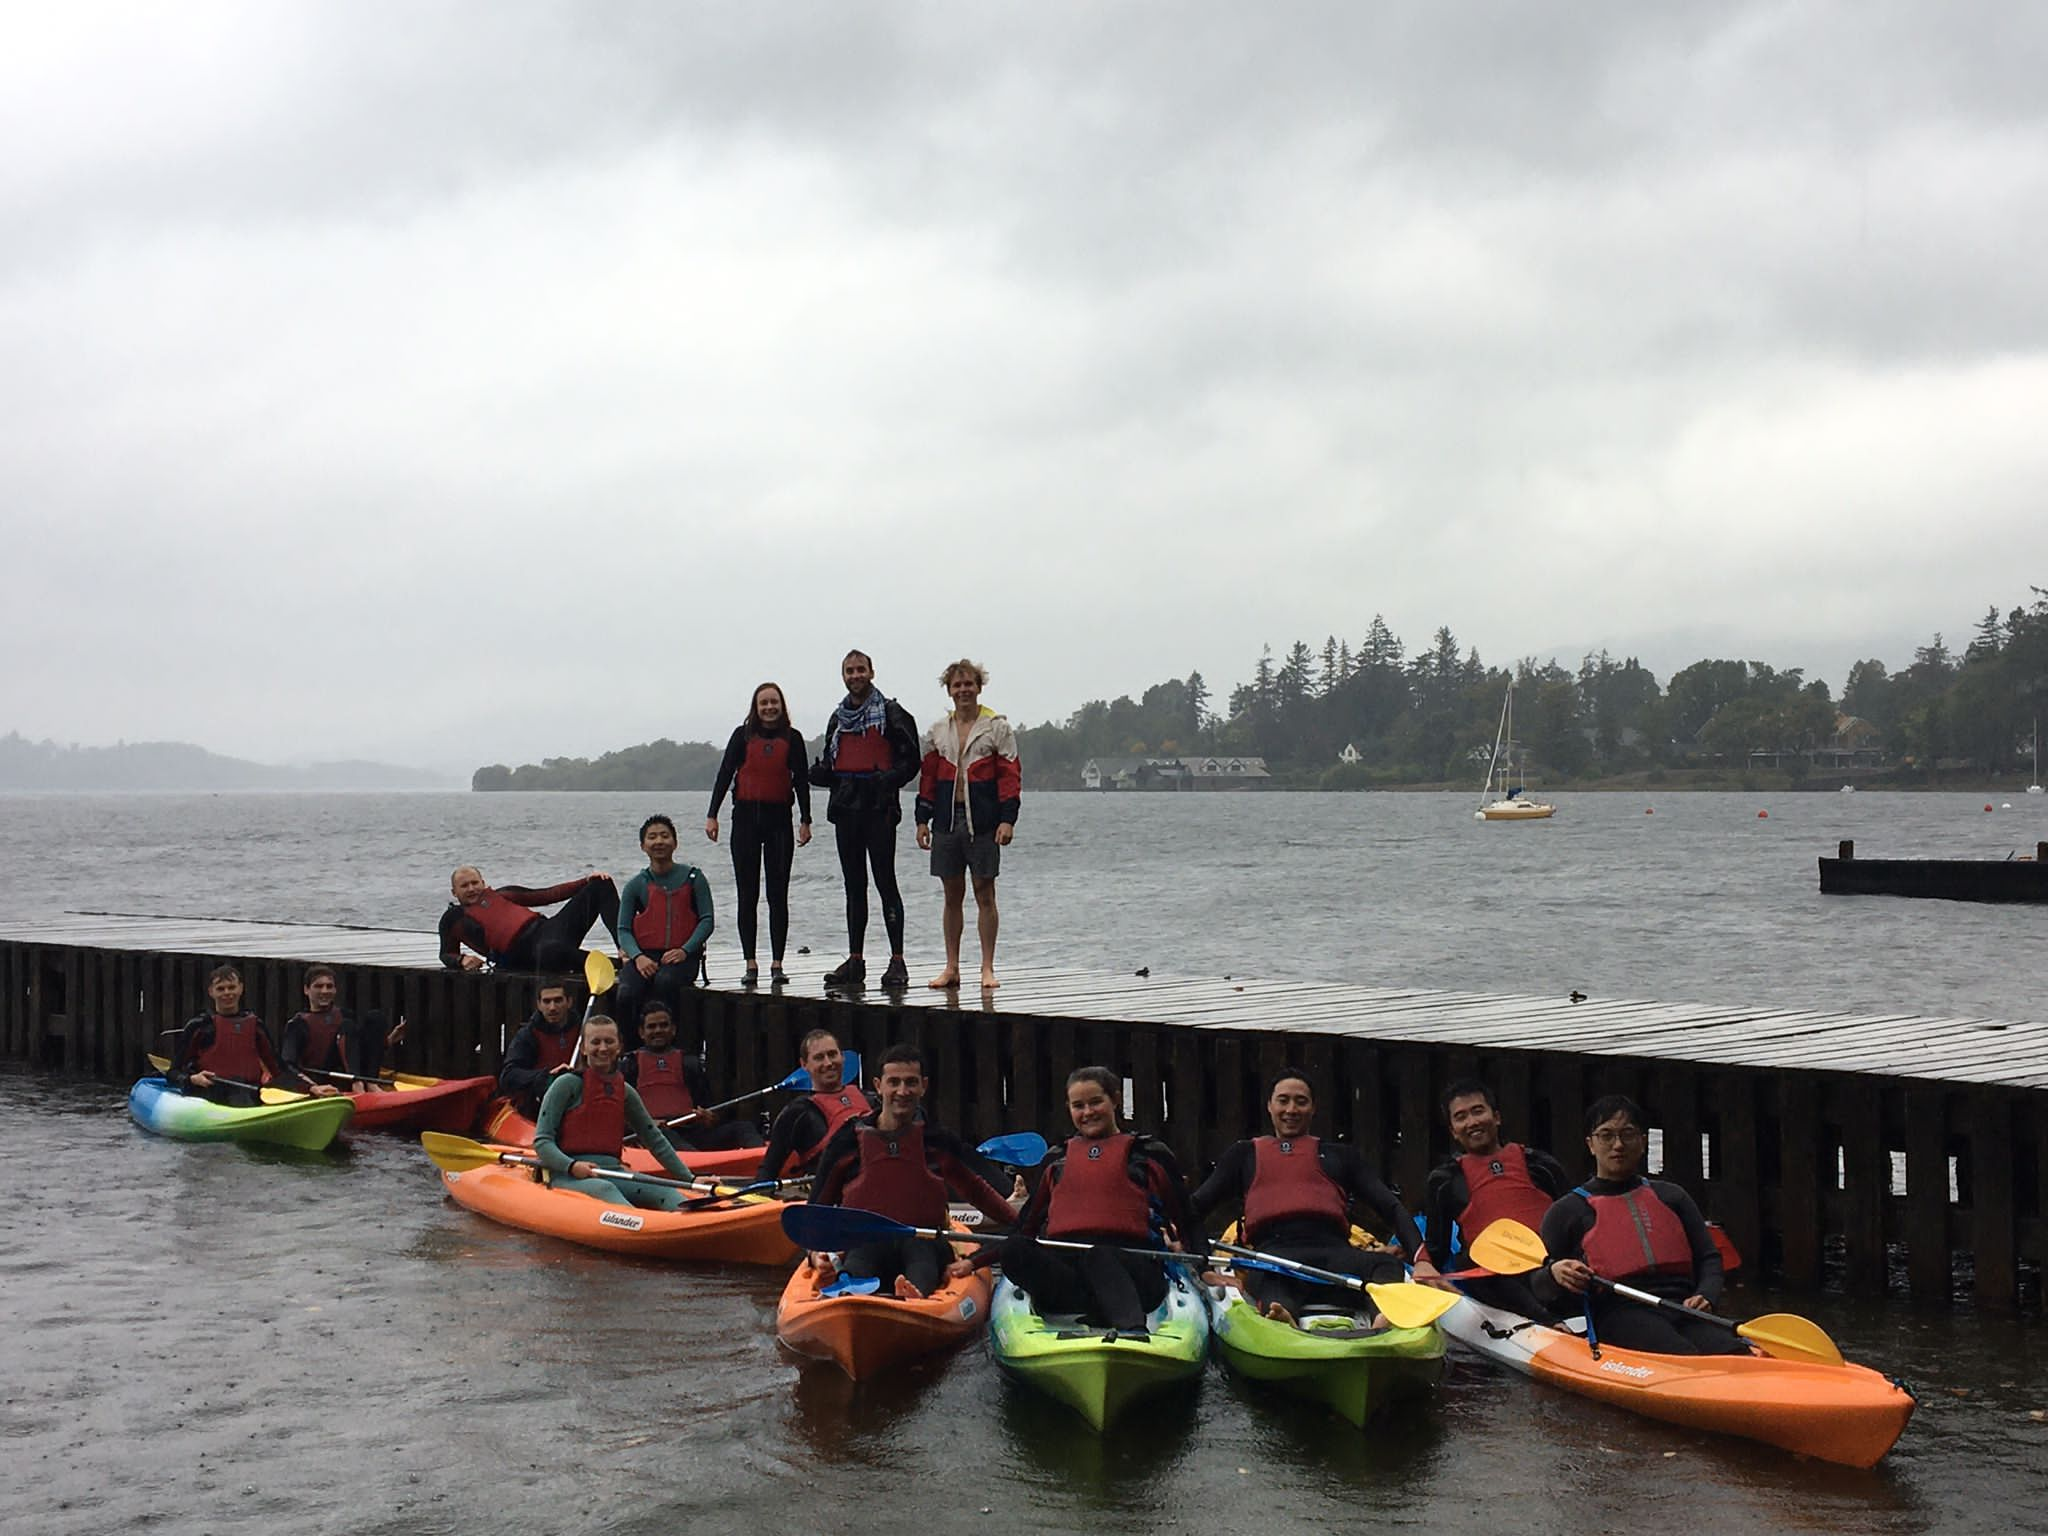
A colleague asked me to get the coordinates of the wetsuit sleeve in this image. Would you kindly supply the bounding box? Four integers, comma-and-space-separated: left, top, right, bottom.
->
624, 1086, 694, 1181
914, 736, 941, 826
756, 1100, 825, 1183
808, 1122, 862, 1207
685, 1060, 714, 1115
969, 1157, 1054, 1269
1331, 1145, 1424, 1259
532, 1073, 582, 1176
498, 880, 585, 909
1188, 1141, 1256, 1222
788, 733, 813, 823
438, 904, 472, 969
809, 720, 838, 787
165, 1015, 211, 1090
1532, 1193, 1594, 1310
497, 1023, 551, 1102
1144, 1141, 1208, 1259
251, 1020, 285, 1084
1420, 1160, 1465, 1267
1528, 1149, 1573, 1197
617, 874, 650, 961
1655, 1180, 1725, 1305
990, 715, 1021, 825
707, 727, 748, 818
681, 868, 714, 959
883, 702, 922, 793
935, 1137, 1020, 1227
277, 1014, 308, 1071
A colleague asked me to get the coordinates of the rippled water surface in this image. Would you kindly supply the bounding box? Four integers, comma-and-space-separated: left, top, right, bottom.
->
1, 791, 2044, 1533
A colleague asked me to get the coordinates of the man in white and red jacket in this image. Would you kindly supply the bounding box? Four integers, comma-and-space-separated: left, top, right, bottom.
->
914, 658, 1021, 993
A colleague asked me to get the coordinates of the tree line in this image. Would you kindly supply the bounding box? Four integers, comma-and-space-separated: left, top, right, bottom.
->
473, 588, 2048, 791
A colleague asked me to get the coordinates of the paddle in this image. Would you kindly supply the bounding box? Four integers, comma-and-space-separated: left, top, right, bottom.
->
146, 1052, 307, 1106
1212, 1242, 1460, 1330
1465, 1220, 1843, 1365
624, 1052, 868, 1143
418, 1131, 807, 1208
973, 1131, 1049, 1168
569, 950, 619, 1069
784, 1204, 1176, 1268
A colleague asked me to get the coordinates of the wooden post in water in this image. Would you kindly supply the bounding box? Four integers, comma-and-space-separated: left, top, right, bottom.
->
1839, 840, 1854, 860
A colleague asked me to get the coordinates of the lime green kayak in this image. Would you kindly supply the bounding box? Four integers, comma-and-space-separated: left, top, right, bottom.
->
989, 1271, 1209, 1431
127, 1077, 353, 1151
1207, 1277, 1444, 1427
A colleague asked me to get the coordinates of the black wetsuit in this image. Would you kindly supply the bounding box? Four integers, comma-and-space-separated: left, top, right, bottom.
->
622, 1050, 764, 1151
1421, 1144, 1571, 1318
810, 697, 920, 956
709, 725, 814, 966
438, 877, 621, 973
810, 1117, 1015, 1294
755, 1087, 876, 1183
166, 1012, 288, 1105
1534, 1175, 1743, 1355
1191, 1139, 1423, 1319
497, 1012, 581, 1115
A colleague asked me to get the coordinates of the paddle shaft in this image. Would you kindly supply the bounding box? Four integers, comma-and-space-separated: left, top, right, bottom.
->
1596, 1275, 1736, 1332
1216, 1240, 1381, 1294
489, 1147, 798, 1200
791, 1208, 1196, 1267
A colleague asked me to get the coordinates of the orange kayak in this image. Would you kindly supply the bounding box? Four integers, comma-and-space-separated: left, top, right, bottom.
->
480, 1097, 764, 1179
776, 1247, 991, 1380
1443, 1295, 1913, 1468
439, 1164, 798, 1265
346, 1075, 496, 1134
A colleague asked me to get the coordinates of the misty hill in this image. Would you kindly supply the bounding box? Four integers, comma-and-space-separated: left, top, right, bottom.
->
473, 738, 728, 791
0, 733, 455, 792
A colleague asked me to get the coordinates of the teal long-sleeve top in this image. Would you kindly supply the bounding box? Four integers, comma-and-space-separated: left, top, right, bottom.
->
533, 1070, 695, 1181
617, 864, 715, 963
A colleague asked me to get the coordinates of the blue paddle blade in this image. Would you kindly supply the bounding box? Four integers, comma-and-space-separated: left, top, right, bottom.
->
782, 1068, 812, 1091
820, 1274, 884, 1297
780, 1203, 912, 1251
975, 1131, 1049, 1167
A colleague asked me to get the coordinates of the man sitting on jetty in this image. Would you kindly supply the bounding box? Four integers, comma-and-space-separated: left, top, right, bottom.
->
533, 1016, 697, 1210
167, 963, 295, 1104
615, 814, 714, 1036
756, 1029, 873, 1182
497, 980, 582, 1115
622, 1002, 762, 1153
1417, 1078, 1569, 1317
278, 963, 402, 1094
438, 865, 621, 974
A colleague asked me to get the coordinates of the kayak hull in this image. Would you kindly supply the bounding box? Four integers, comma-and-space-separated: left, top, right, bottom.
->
989, 1270, 1209, 1431
1442, 1295, 1913, 1468
777, 1251, 993, 1380
439, 1164, 797, 1265
346, 1075, 496, 1134
127, 1077, 353, 1150
482, 1098, 763, 1179
1208, 1281, 1444, 1427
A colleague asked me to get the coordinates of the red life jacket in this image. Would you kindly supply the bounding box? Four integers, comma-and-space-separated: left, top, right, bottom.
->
557, 1068, 628, 1158
1045, 1133, 1153, 1241
736, 735, 795, 804
631, 878, 698, 958
531, 1024, 580, 1074
1580, 1184, 1695, 1283
832, 727, 893, 774
468, 895, 540, 956
1456, 1143, 1555, 1242
840, 1120, 948, 1229
632, 1048, 696, 1121
296, 1008, 349, 1072
192, 1013, 267, 1081
787, 1086, 872, 1174
1241, 1136, 1350, 1242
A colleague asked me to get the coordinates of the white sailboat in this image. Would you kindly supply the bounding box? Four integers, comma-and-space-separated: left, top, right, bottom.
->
1475, 684, 1555, 821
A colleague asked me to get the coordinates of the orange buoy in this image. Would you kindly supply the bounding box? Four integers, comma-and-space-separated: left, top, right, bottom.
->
1758, 810, 1769, 819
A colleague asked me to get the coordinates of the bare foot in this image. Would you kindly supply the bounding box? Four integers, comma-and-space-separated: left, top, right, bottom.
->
1261, 1301, 1297, 1326
927, 969, 960, 990
893, 1275, 927, 1300
980, 968, 999, 991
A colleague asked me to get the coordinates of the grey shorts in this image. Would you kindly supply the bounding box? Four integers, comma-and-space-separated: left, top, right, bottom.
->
930, 821, 1000, 881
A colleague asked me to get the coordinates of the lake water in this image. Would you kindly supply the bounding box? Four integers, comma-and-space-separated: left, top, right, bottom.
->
1, 790, 2043, 1533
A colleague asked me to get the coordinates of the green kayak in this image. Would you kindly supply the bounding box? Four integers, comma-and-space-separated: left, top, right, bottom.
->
990, 1270, 1210, 1431
127, 1077, 353, 1151
1207, 1276, 1444, 1427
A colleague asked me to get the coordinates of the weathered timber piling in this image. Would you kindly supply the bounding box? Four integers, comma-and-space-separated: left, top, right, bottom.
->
2, 915, 2041, 1309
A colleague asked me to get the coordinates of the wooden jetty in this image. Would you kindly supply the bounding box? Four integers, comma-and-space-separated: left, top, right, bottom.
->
3, 912, 2042, 1310
1821, 839, 2048, 903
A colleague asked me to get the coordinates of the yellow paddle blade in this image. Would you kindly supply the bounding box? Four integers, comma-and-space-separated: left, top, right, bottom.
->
420, 1131, 519, 1174
259, 1087, 309, 1105
1367, 1281, 1460, 1330
584, 949, 618, 995
1738, 1312, 1845, 1366
1468, 1218, 1548, 1276
148, 1052, 173, 1072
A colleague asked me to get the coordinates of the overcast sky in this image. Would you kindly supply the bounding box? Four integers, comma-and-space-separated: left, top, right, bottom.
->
5, 2, 2044, 771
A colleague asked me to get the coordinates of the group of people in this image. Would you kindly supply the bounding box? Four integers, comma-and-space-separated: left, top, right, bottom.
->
438, 649, 1023, 1011
164, 962, 404, 1101
483, 993, 1743, 1353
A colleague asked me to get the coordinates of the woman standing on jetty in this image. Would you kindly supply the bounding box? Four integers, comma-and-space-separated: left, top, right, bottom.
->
706, 682, 813, 986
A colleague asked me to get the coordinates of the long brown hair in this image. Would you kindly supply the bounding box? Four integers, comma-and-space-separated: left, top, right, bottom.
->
745, 681, 794, 738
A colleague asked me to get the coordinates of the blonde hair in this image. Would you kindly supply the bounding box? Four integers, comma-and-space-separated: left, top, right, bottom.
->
939, 658, 989, 689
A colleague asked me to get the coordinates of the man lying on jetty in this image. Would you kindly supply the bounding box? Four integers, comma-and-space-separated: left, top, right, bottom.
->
533, 1016, 697, 1210
167, 963, 294, 1104
623, 1002, 762, 1153
278, 963, 402, 1094
497, 980, 581, 1115
438, 865, 621, 974
1417, 1078, 1569, 1317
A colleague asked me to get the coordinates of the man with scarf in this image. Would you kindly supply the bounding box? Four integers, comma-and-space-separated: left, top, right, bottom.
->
810, 648, 920, 990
